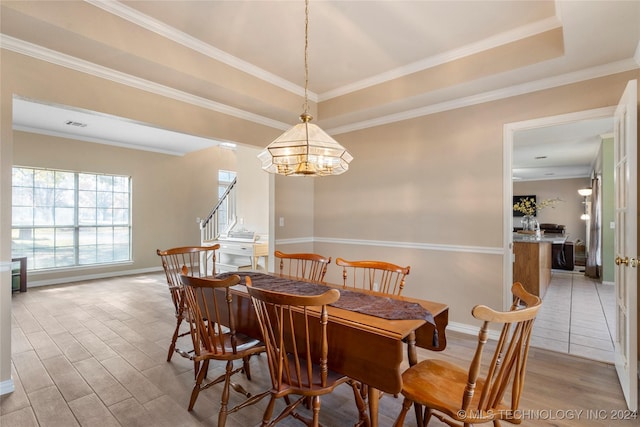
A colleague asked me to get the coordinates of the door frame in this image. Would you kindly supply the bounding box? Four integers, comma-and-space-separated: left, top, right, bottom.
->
502, 106, 616, 311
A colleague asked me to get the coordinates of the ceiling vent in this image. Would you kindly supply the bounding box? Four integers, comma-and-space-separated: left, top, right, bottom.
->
65, 120, 87, 128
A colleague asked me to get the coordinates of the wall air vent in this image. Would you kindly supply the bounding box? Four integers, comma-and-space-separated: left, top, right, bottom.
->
65, 120, 87, 127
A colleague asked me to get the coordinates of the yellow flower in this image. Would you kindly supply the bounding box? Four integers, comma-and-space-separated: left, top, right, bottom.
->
513, 197, 562, 216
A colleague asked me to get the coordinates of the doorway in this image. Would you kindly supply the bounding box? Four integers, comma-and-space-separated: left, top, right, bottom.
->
504, 107, 616, 362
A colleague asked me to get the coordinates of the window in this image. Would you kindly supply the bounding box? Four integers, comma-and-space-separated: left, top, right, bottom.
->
217, 170, 236, 233
11, 167, 131, 270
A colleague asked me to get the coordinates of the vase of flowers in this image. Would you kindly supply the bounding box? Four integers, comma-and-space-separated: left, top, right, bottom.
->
513, 197, 562, 231
520, 214, 537, 231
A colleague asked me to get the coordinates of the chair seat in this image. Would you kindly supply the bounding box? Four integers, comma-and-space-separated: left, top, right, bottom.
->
402, 359, 509, 423
276, 354, 348, 395
197, 332, 263, 360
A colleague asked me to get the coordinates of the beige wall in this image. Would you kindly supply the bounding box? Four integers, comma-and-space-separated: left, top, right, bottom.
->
274, 175, 315, 241
1, 46, 638, 392
304, 72, 639, 330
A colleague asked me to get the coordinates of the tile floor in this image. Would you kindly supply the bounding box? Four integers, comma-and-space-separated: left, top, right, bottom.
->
531, 269, 616, 363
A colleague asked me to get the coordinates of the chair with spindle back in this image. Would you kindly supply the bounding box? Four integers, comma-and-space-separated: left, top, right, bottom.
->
274, 250, 331, 283
180, 273, 269, 426
393, 282, 542, 427
246, 276, 367, 427
156, 245, 219, 363
335, 257, 410, 296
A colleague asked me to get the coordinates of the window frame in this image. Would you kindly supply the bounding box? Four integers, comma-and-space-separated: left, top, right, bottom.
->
11, 166, 132, 271
217, 169, 236, 233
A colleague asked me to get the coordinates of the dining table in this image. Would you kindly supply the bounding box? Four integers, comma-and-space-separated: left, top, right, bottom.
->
214, 271, 449, 427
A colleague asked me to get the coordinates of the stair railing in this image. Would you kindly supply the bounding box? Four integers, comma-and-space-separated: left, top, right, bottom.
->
200, 177, 237, 244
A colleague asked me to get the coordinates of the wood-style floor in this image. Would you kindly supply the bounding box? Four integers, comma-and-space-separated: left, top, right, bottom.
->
1, 272, 637, 427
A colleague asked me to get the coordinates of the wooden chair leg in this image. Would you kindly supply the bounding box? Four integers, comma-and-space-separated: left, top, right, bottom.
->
167, 315, 183, 361
360, 383, 368, 401
414, 402, 424, 427
348, 380, 370, 427
193, 360, 200, 380
242, 355, 252, 380
423, 407, 433, 427
188, 359, 209, 411
261, 396, 277, 427
217, 360, 233, 427
393, 397, 412, 427
311, 395, 321, 427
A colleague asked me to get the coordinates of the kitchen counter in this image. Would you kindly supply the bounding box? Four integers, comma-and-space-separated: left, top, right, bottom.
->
513, 240, 552, 298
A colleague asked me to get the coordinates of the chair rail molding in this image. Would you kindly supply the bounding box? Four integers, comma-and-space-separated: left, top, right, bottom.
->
279, 236, 504, 255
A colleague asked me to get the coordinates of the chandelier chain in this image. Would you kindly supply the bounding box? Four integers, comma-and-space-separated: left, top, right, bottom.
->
257, 0, 352, 176
303, 0, 309, 114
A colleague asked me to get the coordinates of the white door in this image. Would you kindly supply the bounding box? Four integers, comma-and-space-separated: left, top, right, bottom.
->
613, 79, 637, 412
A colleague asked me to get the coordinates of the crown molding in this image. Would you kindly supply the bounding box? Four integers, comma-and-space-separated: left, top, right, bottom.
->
85, 0, 312, 100
0, 35, 290, 132
2, 33, 637, 137
88, 0, 564, 106
327, 57, 639, 135
319, 15, 562, 101
12, 124, 187, 156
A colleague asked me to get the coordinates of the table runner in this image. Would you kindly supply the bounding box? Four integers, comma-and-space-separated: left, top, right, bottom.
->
217, 271, 437, 346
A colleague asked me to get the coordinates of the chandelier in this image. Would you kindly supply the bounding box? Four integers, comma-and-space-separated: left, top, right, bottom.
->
258, 0, 353, 176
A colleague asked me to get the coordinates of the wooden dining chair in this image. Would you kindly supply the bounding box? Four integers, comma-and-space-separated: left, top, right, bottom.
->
393, 282, 542, 427
245, 276, 367, 427
156, 245, 219, 363
335, 257, 410, 296
274, 250, 331, 283
180, 273, 269, 426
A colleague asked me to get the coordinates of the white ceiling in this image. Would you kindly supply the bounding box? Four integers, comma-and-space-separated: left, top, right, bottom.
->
12, 97, 224, 156
512, 116, 613, 181
3, 0, 639, 179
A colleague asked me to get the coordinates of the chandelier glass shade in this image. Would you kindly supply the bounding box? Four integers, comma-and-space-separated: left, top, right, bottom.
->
258, 0, 352, 176
258, 113, 353, 176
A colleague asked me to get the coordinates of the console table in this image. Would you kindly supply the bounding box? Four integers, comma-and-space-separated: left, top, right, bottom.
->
11, 257, 27, 293
214, 240, 268, 272
513, 241, 551, 298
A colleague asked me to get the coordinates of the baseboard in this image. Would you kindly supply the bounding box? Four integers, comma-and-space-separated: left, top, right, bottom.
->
0, 378, 15, 396
446, 321, 501, 341
25, 266, 163, 288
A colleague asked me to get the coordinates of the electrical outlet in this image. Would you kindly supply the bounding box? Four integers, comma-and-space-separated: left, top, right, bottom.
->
279, 217, 285, 227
